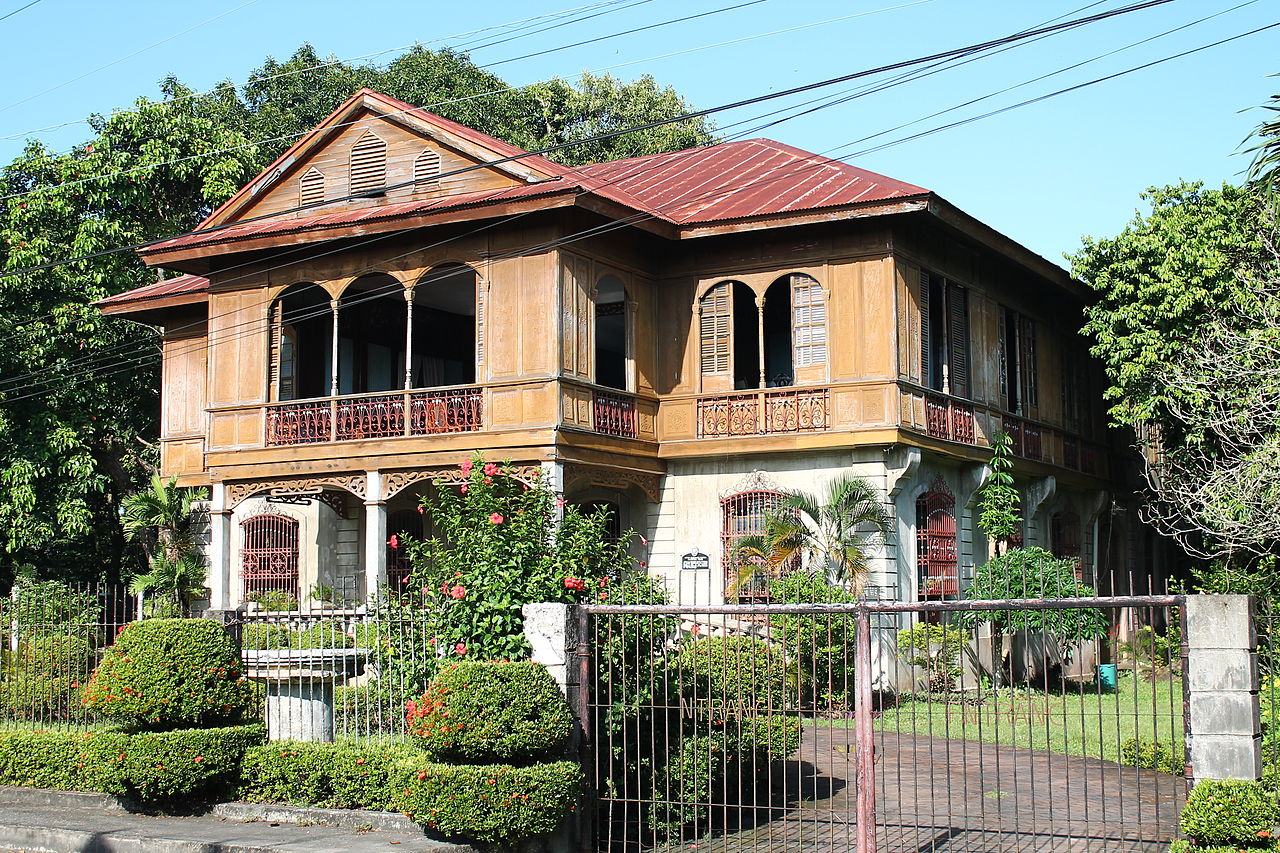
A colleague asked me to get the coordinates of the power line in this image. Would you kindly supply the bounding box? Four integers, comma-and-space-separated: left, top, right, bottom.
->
0, 0, 42, 24
0, 0, 1183, 285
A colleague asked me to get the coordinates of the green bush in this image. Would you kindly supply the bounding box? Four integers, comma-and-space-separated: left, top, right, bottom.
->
80, 619, 254, 731
768, 571, 856, 701
0, 724, 263, 803
391, 759, 582, 844
335, 684, 404, 737
0, 634, 96, 722
241, 621, 354, 650
673, 636, 789, 712
239, 741, 416, 811
407, 661, 573, 764
1180, 779, 1277, 846
898, 623, 969, 693
1120, 737, 1184, 776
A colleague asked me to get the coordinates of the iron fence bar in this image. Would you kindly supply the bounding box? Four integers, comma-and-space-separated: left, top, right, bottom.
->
584, 595, 1184, 615
853, 607, 876, 853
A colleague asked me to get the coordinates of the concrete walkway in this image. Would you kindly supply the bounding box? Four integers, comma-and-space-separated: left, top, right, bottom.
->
0, 788, 473, 853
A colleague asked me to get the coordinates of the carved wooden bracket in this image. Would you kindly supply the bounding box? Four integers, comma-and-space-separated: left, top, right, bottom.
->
226, 474, 368, 510
382, 465, 545, 500
565, 464, 662, 503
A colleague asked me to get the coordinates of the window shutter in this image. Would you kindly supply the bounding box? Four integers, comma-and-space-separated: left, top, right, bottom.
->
997, 306, 1009, 401
414, 148, 440, 188
350, 132, 387, 194
791, 275, 827, 367
1022, 316, 1038, 409
946, 283, 969, 398
919, 271, 931, 385
299, 168, 324, 206
474, 279, 485, 376
699, 283, 731, 374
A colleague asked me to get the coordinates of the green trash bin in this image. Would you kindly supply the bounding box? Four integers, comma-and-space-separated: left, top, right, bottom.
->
1098, 663, 1118, 689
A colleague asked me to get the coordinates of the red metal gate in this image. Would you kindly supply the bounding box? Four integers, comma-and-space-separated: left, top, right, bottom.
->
240, 514, 300, 603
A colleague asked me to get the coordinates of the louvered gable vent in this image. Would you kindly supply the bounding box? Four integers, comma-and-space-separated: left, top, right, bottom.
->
350, 132, 387, 195
299, 167, 324, 206
415, 148, 441, 189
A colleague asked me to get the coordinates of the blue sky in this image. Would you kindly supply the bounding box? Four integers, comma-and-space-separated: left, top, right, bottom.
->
0, 0, 1275, 266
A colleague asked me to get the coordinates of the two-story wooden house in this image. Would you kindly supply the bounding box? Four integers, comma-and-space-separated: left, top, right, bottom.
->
99, 88, 1141, 611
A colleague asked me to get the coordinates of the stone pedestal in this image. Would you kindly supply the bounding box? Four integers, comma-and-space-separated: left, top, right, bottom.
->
243, 648, 366, 742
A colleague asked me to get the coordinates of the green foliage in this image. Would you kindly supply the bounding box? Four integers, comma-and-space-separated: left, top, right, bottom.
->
1179, 779, 1278, 847
391, 759, 583, 843
1119, 737, 1183, 776
80, 618, 253, 730
407, 661, 573, 764
768, 571, 856, 700
122, 475, 208, 616
6, 579, 101, 636
957, 548, 1109, 645
403, 455, 634, 668
1115, 624, 1180, 671
247, 589, 299, 612
673, 636, 789, 712
897, 623, 969, 693
238, 740, 417, 811
240, 620, 353, 650
0, 724, 263, 803
595, 573, 676, 736
976, 431, 1022, 546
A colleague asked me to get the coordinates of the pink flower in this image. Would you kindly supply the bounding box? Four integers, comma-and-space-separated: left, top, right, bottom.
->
484, 477, 493, 485
599, 577, 608, 588
401, 576, 409, 585
488, 512, 504, 525
483, 462, 499, 476
450, 585, 466, 600
455, 643, 467, 656
417, 506, 425, 515
599, 592, 608, 601
691, 624, 702, 636
388, 534, 400, 550
460, 484, 468, 494
638, 560, 647, 569
555, 497, 566, 509
460, 459, 473, 474
442, 583, 451, 594
640, 536, 649, 546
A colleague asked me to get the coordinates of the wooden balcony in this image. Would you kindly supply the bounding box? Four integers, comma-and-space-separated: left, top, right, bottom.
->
697, 388, 830, 437
264, 387, 484, 446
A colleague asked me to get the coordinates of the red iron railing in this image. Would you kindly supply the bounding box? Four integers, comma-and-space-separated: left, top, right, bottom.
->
924, 394, 976, 445
1003, 417, 1025, 456
764, 388, 829, 433
1063, 435, 1080, 470
698, 388, 829, 437
409, 387, 483, 434
335, 395, 405, 441
266, 401, 332, 446
699, 393, 760, 437
593, 390, 638, 438
1023, 423, 1043, 461
266, 387, 483, 446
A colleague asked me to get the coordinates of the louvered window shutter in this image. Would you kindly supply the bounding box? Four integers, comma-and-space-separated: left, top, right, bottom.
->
791, 275, 827, 367
919, 271, 931, 385
414, 149, 440, 188
299, 168, 324, 206
699, 283, 731, 374
997, 306, 1009, 401
946, 283, 969, 398
475, 279, 486, 376
1022, 317, 1038, 408
350, 133, 387, 194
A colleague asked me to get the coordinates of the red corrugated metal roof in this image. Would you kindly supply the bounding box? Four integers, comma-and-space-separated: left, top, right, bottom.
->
96, 273, 209, 307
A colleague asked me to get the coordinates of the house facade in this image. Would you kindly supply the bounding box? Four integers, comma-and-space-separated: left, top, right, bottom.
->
99, 88, 1158, 612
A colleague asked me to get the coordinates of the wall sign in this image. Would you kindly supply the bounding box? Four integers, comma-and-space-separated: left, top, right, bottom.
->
681, 550, 710, 571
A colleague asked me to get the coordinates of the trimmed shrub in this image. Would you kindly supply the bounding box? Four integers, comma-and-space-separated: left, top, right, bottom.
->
239, 741, 416, 811
241, 621, 354, 651
407, 661, 573, 764
768, 571, 857, 700
0, 634, 96, 722
391, 759, 582, 843
1180, 779, 1277, 846
21, 635, 94, 676
80, 618, 254, 731
0, 724, 264, 803
1120, 737, 1184, 776
673, 636, 789, 712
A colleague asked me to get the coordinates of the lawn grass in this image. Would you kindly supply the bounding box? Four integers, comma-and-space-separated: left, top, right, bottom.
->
870, 671, 1184, 764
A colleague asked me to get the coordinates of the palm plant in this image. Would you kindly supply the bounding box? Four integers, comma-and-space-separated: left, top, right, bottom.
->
730, 475, 890, 598
122, 475, 209, 616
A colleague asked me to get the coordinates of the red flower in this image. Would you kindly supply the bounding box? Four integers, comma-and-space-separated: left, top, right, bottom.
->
483, 462, 499, 476
555, 497, 566, 509
599, 592, 608, 601
599, 577, 608, 588
691, 624, 702, 636
460, 459, 473, 475
488, 512, 504, 525
388, 534, 400, 550
455, 643, 467, 656
460, 484, 468, 494
450, 585, 466, 599
484, 477, 493, 485
417, 506, 425, 515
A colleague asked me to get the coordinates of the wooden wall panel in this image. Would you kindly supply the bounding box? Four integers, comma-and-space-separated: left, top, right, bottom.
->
208, 290, 269, 406
161, 330, 207, 438
520, 254, 557, 375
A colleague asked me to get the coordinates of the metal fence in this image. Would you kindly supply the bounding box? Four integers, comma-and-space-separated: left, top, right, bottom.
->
582, 596, 1186, 853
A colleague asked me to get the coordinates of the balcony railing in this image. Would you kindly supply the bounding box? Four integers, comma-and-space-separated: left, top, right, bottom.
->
593, 390, 638, 438
924, 394, 977, 445
1002, 416, 1043, 461
698, 388, 829, 437
265, 386, 483, 446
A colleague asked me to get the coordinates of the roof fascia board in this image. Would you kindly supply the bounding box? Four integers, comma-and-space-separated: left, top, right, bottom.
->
98, 290, 209, 316
675, 196, 931, 239
572, 195, 677, 239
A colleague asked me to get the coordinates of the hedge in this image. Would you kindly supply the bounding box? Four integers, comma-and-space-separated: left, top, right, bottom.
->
407, 662, 573, 764
238, 741, 416, 811
391, 759, 583, 843
241, 621, 354, 651
1180, 779, 1278, 847
0, 724, 264, 803
673, 636, 789, 713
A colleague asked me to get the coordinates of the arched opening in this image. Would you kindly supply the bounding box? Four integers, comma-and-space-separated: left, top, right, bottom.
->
337, 273, 407, 395
387, 508, 424, 590
1052, 510, 1083, 579
572, 500, 622, 544
762, 276, 794, 387
916, 489, 958, 605
274, 283, 332, 401
240, 514, 300, 605
412, 264, 477, 387
594, 275, 627, 390
731, 281, 759, 390
721, 489, 793, 602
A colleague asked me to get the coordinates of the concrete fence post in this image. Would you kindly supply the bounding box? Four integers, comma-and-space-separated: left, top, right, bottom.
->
1185, 594, 1261, 782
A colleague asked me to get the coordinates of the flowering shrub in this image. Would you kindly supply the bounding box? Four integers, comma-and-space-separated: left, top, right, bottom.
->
80, 618, 254, 731
1178, 779, 1278, 847
396, 454, 635, 666
407, 662, 573, 764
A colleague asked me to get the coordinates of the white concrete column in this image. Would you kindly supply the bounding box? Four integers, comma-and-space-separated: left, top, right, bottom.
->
208, 482, 232, 610
363, 471, 386, 605
1187, 594, 1261, 782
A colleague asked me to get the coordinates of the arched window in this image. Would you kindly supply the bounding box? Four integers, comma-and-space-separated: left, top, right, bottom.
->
337, 273, 407, 396
916, 487, 958, 601
240, 514, 300, 604
594, 275, 627, 391
1052, 511, 1083, 579
299, 167, 325, 206
721, 490, 791, 602
387, 509, 423, 590
412, 264, 477, 387
272, 283, 332, 401
350, 132, 387, 195
414, 148, 441, 189
697, 274, 826, 390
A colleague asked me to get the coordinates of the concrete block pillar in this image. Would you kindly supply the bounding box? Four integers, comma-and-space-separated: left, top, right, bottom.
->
363, 471, 386, 606
522, 602, 574, 693
208, 482, 232, 610
1186, 594, 1261, 782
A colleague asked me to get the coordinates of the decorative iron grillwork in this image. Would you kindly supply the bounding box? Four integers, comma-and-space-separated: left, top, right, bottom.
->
721, 489, 796, 601
916, 488, 958, 599
409, 387, 483, 434
335, 395, 405, 441
266, 387, 483, 446
763, 388, 828, 433
240, 514, 300, 603
593, 390, 637, 438
924, 394, 976, 444
266, 401, 332, 445
698, 393, 760, 437
698, 388, 829, 437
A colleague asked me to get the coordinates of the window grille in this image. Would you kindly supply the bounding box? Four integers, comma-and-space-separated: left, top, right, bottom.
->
916, 490, 958, 599
387, 509, 422, 590
299, 168, 325, 206
791, 275, 827, 367
721, 490, 792, 601
414, 148, 441, 188
350, 132, 387, 195
1052, 511, 1083, 579
240, 514, 300, 603
699, 283, 731, 375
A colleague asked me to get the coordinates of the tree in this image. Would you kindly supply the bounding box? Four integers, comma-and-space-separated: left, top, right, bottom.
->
1246, 88, 1280, 193
731, 475, 889, 597
120, 475, 208, 616
0, 43, 716, 584
975, 430, 1021, 555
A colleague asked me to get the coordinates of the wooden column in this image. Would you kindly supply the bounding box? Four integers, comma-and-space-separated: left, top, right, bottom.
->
403, 287, 415, 390
329, 298, 340, 397
755, 294, 766, 389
